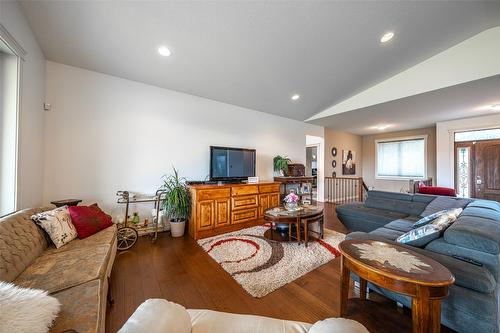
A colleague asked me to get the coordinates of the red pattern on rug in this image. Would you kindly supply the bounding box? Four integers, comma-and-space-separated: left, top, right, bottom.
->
318, 239, 341, 257
207, 238, 260, 264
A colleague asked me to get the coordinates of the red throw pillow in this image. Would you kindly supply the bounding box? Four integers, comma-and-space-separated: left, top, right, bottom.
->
68, 204, 113, 239
419, 185, 457, 197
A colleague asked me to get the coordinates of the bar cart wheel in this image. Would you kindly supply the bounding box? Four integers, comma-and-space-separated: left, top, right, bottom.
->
117, 227, 138, 251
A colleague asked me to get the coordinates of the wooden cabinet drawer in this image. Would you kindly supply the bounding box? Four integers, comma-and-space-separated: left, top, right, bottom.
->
232, 208, 258, 224
259, 184, 280, 193
197, 188, 231, 200
232, 195, 258, 210
231, 185, 258, 196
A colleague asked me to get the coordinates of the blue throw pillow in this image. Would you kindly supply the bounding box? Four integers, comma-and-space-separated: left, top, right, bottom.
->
397, 225, 441, 247
413, 210, 447, 228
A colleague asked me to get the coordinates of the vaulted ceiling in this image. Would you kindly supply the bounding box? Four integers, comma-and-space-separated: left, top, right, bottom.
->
20, 1, 500, 125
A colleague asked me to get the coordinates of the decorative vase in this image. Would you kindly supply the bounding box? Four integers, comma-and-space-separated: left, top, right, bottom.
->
285, 202, 298, 211
279, 169, 285, 176
170, 219, 186, 237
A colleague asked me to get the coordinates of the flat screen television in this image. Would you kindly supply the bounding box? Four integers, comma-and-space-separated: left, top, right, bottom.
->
210, 146, 256, 181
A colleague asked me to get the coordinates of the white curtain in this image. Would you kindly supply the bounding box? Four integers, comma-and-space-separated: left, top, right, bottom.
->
377, 139, 425, 178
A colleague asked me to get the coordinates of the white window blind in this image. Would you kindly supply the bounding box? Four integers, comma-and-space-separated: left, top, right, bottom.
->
376, 137, 426, 179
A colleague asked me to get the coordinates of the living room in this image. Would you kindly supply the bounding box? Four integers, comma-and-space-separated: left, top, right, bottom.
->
1, 1, 500, 333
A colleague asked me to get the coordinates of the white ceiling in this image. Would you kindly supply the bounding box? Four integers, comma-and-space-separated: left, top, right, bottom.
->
308, 74, 500, 135
20, 1, 500, 122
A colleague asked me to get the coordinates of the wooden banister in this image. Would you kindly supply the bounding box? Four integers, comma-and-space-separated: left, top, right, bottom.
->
325, 176, 368, 204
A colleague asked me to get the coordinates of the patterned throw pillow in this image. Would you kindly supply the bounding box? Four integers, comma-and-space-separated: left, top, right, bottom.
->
396, 225, 441, 247
430, 208, 462, 230
413, 210, 447, 228
32, 206, 78, 248
413, 207, 463, 229
398, 209, 462, 248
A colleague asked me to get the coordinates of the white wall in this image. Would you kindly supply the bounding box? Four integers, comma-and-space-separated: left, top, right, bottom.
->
44, 61, 323, 212
0, 1, 46, 210
436, 114, 500, 188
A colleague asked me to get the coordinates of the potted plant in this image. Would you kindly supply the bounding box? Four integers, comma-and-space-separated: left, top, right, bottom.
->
161, 167, 191, 237
273, 155, 291, 176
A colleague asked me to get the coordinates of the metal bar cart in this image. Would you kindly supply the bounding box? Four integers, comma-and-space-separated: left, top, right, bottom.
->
115, 189, 167, 251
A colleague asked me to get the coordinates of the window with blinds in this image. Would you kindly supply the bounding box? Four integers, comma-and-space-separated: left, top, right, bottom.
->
375, 136, 426, 179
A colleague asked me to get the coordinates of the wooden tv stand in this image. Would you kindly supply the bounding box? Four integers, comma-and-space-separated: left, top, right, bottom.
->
188, 182, 280, 240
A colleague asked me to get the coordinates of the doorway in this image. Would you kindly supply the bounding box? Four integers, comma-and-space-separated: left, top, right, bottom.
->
454, 128, 500, 201
306, 145, 318, 200
306, 135, 324, 202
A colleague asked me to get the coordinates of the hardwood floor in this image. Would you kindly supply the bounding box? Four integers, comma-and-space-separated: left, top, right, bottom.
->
106, 203, 454, 333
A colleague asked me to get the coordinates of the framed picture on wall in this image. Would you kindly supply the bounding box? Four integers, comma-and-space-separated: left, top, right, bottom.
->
342, 150, 356, 175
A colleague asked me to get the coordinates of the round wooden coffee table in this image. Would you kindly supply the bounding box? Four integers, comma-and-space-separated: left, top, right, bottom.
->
263, 205, 324, 246
338, 239, 455, 333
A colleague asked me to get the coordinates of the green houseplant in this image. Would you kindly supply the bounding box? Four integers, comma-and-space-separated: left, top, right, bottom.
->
161, 167, 191, 237
273, 155, 291, 176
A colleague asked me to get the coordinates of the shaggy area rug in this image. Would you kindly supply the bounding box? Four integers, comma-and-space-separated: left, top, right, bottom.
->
198, 225, 345, 298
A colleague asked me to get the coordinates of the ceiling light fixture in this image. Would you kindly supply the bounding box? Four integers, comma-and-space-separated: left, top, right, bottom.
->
291, 94, 300, 101
380, 31, 395, 43
158, 46, 171, 57
371, 124, 392, 131
491, 104, 500, 111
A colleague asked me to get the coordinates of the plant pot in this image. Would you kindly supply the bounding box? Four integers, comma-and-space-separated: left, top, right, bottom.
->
170, 219, 186, 237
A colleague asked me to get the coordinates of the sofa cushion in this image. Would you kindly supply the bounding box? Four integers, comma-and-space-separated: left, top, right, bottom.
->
336, 204, 408, 225
369, 227, 405, 240
460, 206, 500, 222
50, 279, 103, 333
420, 196, 472, 216
383, 218, 417, 232
309, 318, 368, 333
118, 299, 191, 333
422, 250, 496, 294
364, 191, 427, 216
14, 244, 110, 293
43, 225, 117, 256
0, 207, 51, 282
466, 199, 500, 212
425, 238, 499, 279
188, 309, 312, 333
444, 216, 500, 254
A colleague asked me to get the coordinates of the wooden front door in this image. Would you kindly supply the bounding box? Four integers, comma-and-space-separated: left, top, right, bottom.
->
474, 140, 500, 201
455, 139, 500, 201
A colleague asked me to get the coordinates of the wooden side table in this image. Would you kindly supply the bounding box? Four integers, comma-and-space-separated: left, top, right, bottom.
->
338, 240, 455, 333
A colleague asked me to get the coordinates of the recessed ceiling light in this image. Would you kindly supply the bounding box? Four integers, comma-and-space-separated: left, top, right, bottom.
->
380, 31, 395, 43
158, 46, 171, 57
491, 104, 500, 111
291, 94, 300, 101
371, 124, 392, 131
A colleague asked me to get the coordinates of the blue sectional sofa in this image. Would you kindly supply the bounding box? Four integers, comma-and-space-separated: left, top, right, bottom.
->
336, 190, 500, 333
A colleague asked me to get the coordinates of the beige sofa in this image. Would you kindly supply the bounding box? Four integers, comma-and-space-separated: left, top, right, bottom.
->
0, 207, 117, 333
